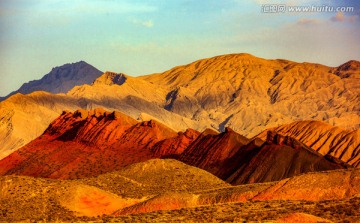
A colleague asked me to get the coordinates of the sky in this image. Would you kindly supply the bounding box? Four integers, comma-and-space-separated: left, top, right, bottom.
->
0, 0, 359, 97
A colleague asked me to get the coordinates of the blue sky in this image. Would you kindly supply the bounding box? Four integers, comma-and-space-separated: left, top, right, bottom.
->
0, 0, 359, 96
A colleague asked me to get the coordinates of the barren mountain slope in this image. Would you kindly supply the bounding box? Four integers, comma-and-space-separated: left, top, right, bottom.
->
67, 71, 208, 131
0, 175, 143, 220
141, 54, 360, 136
257, 120, 360, 167
253, 168, 360, 201
126, 170, 360, 223
114, 168, 360, 217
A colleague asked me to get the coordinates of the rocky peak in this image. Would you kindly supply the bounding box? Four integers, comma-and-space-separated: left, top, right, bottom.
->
1, 61, 102, 101
266, 131, 305, 150
93, 72, 127, 86
337, 60, 360, 71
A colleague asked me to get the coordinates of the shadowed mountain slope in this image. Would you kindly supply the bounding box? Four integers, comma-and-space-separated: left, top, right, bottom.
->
225, 131, 350, 185
178, 129, 349, 185
179, 127, 251, 179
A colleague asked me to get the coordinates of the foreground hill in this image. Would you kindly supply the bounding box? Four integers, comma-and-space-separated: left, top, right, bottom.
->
115, 168, 360, 216
0, 109, 350, 183
1, 160, 359, 222
80, 159, 229, 198
0, 53, 359, 159
0, 61, 102, 101
0, 159, 229, 221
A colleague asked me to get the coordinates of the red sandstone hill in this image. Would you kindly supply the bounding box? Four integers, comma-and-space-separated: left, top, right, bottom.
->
0, 108, 177, 179
151, 128, 201, 157
0, 109, 351, 184
178, 127, 251, 179
225, 131, 350, 185
178, 129, 349, 184
256, 120, 360, 167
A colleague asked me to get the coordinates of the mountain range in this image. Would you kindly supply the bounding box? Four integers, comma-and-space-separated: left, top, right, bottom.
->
0, 108, 352, 184
0, 53, 359, 222
0, 53, 359, 160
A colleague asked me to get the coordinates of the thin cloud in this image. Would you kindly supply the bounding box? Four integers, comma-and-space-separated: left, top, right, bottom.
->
331, 12, 358, 23
131, 19, 154, 28
297, 18, 320, 25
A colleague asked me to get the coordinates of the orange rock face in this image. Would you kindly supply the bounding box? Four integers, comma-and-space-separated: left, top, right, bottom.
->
179, 127, 250, 179
0, 109, 176, 179
151, 128, 201, 157
257, 120, 360, 167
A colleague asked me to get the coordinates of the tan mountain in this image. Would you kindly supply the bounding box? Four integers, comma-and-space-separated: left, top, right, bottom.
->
257, 120, 360, 167
0, 53, 359, 159
141, 54, 360, 135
